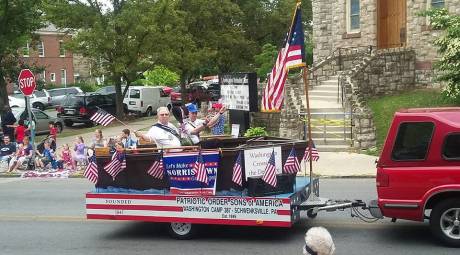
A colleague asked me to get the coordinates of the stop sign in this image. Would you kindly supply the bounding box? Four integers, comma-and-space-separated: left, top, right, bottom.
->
18, 69, 36, 96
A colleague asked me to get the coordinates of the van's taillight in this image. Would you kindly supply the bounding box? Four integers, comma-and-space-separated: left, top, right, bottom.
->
141, 101, 143, 107
79, 107, 87, 115
376, 171, 389, 187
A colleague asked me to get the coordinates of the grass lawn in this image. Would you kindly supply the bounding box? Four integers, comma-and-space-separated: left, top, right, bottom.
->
367, 89, 458, 155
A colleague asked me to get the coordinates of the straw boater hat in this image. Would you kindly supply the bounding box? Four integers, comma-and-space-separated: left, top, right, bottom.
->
303, 227, 336, 255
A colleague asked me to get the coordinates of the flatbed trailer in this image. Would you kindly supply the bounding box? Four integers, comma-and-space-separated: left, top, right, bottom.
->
86, 177, 318, 238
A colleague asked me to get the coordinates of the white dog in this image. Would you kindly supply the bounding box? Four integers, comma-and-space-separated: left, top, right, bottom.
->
303, 227, 335, 255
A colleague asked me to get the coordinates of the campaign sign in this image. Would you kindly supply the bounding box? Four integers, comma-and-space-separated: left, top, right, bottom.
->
244, 147, 282, 180
163, 150, 220, 195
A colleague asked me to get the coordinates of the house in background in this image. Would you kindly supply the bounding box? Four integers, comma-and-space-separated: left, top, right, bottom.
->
19, 23, 94, 88
312, 0, 458, 84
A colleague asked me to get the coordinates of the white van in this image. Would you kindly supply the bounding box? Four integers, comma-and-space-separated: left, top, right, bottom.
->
123, 86, 171, 116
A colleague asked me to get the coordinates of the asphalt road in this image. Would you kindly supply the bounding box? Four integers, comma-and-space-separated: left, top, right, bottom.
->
0, 178, 457, 255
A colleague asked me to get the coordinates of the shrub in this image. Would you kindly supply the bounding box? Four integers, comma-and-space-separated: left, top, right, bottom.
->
244, 127, 268, 137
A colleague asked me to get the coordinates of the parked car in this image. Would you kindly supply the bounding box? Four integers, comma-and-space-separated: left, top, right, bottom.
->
9, 91, 51, 110
369, 107, 460, 247
57, 93, 118, 127
170, 86, 182, 105
123, 86, 172, 116
0, 107, 63, 135
94, 85, 126, 95
187, 82, 211, 105
206, 82, 220, 101
48, 87, 83, 106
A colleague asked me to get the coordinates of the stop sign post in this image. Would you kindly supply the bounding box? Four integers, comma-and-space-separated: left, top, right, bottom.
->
17, 69, 36, 168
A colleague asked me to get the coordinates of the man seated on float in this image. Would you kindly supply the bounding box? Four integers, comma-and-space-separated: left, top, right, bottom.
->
134, 106, 181, 148
183, 103, 227, 145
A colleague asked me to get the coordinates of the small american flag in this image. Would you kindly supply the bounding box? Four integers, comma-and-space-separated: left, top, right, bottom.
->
84, 155, 98, 184
303, 141, 320, 162
104, 152, 126, 180
193, 152, 208, 184
232, 151, 243, 186
90, 109, 116, 126
147, 157, 164, 179
284, 147, 300, 174
262, 149, 277, 187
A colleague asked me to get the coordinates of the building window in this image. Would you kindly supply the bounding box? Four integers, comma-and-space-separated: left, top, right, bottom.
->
430, 0, 445, 8
59, 40, 65, 57
22, 43, 30, 57
61, 69, 67, 86
38, 41, 45, 57
347, 0, 360, 32
50, 73, 56, 82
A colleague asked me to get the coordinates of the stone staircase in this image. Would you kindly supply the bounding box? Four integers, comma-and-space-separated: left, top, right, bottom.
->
303, 76, 353, 152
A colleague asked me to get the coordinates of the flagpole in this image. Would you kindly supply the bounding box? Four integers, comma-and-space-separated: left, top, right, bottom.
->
301, 65, 319, 202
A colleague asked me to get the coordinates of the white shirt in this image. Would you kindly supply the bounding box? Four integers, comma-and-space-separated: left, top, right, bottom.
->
184, 119, 206, 144
146, 123, 181, 148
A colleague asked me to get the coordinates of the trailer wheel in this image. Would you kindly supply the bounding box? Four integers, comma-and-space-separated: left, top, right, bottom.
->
307, 209, 318, 219
430, 198, 460, 247
168, 222, 195, 239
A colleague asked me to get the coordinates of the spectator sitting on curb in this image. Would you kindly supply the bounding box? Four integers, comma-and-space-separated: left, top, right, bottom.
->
8, 136, 33, 172
303, 227, 335, 255
0, 136, 16, 168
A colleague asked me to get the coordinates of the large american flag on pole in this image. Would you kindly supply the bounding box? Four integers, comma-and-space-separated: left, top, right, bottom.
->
261, 3, 305, 112
84, 155, 98, 184
283, 147, 300, 174
194, 152, 208, 184
90, 109, 116, 126
104, 151, 126, 180
262, 149, 278, 187
232, 151, 243, 186
303, 141, 320, 162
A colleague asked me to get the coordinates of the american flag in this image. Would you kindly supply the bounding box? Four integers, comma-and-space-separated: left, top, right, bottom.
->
232, 151, 243, 186
90, 109, 116, 126
303, 141, 320, 162
193, 152, 208, 184
147, 157, 164, 179
284, 147, 300, 174
262, 149, 277, 187
261, 3, 305, 112
104, 151, 126, 180
84, 155, 98, 184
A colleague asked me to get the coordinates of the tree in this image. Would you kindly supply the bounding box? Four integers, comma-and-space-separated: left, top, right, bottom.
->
254, 43, 278, 82
45, 0, 173, 117
423, 8, 460, 101
0, 0, 43, 111
136, 65, 179, 86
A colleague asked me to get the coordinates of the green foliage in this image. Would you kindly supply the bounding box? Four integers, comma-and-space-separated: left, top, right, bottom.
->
421, 8, 460, 100
136, 65, 179, 86
367, 89, 457, 153
0, 0, 44, 111
72, 82, 99, 92
254, 44, 278, 82
244, 127, 268, 137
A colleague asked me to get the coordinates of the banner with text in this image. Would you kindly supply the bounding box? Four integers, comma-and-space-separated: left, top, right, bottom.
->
164, 150, 219, 195
243, 147, 282, 180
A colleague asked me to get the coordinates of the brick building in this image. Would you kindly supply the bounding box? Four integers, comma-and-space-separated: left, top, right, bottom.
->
312, 0, 459, 84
